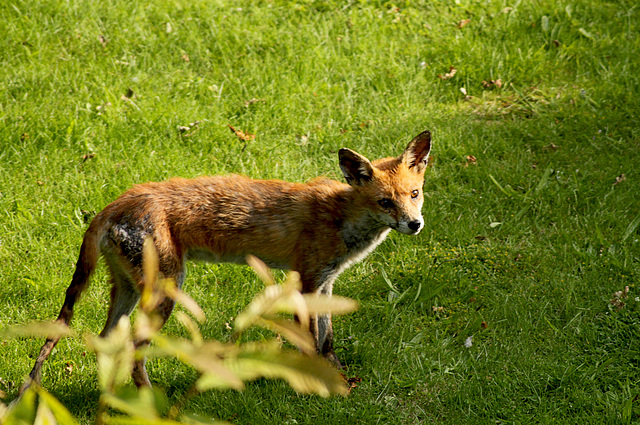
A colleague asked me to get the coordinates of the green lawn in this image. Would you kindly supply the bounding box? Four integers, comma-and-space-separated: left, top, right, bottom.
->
1, 0, 639, 423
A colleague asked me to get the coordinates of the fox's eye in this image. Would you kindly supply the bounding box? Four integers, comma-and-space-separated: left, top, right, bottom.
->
378, 198, 394, 209
411, 190, 420, 199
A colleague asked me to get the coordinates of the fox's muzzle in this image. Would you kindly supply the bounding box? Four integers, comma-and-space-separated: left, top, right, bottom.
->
408, 220, 422, 233
394, 218, 423, 235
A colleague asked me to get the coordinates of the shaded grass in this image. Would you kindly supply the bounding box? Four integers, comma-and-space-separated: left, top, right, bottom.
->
1, 0, 640, 423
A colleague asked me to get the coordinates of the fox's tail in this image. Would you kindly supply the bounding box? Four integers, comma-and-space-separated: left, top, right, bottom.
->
19, 217, 106, 394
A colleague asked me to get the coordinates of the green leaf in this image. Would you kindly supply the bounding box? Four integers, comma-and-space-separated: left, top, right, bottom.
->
35, 387, 79, 425
489, 174, 515, 197
223, 345, 348, 397
34, 399, 57, 425
530, 166, 553, 198
195, 373, 242, 392
235, 277, 357, 335
151, 336, 244, 390
541, 16, 550, 32
380, 267, 399, 294
141, 237, 160, 313
578, 28, 594, 39
246, 254, 274, 285
141, 238, 205, 322
175, 311, 203, 346
3, 387, 38, 424
255, 317, 315, 354
86, 318, 134, 392
301, 294, 358, 315
1, 321, 71, 338
235, 281, 306, 332
102, 415, 186, 425
101, 387, 167, 420
133, 312, 163, 342
3, 386, 79, 425
164, 283, 206, 323
623, 213, 640, 241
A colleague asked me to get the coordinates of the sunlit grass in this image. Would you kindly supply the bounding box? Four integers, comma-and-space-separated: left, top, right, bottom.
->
1, 0, 639, 423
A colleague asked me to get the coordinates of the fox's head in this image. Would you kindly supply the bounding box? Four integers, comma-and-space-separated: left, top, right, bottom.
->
339, 130, 432, 235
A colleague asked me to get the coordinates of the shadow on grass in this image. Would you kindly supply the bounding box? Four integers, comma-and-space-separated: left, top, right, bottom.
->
49, 382, 101, 422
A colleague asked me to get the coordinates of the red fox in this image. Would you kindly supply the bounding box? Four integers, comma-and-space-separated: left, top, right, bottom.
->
22, 130, 431, 390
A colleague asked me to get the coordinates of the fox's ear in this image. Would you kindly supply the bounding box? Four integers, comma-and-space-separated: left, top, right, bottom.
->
400, 130, 431, 174
339, 148, 374, 186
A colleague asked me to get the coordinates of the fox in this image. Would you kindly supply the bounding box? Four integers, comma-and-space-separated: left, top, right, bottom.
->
21, 130, 432, 391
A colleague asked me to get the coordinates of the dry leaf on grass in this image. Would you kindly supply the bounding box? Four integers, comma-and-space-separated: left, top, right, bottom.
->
610, 286, 629, 309
178, 121, 202, 137
614, 174, 626, 185
344, 375, 362, 395
244, 98, 265, 107
482, 79, 503, 89
457, 19, 471, 29
465, 155, 477, 166
296, 134, 309, 146
438, 66, 457, 80
96, 102, 111, 114
228, 125, 255, 142
544, 143, 559, 151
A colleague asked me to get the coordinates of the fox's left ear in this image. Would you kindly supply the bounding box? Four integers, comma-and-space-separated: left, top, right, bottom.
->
400, 130, 431, 174
339, 148, 374, 186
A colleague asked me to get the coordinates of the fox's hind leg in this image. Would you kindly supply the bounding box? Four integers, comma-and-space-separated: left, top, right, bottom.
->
100, 259, 141, 337
131, 294, 178, 387
98, 256, 151, 387
101, 243, 186, 387
129, 265, 184, 387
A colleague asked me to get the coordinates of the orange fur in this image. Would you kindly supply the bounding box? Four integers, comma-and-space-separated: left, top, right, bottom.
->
21, 130, 432, 391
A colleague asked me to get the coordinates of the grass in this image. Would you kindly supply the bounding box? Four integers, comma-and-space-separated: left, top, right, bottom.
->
1, 0, 639, 423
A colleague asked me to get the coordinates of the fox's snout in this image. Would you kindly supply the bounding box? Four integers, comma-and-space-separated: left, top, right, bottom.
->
407, 219, 423, 233
395, 217, 424, 235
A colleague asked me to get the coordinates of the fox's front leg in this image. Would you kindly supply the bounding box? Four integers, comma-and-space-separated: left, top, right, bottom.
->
311, 312, 340, 367
302, 274, 341, 367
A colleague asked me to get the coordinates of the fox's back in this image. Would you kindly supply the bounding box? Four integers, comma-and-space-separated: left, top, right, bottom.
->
98, 175, 352, 269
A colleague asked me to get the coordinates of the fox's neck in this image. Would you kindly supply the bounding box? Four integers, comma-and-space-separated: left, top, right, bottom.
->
341, 207, 390, 254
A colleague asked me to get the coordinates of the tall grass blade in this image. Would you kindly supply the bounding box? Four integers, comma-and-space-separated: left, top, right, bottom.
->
623, 213, 640, 242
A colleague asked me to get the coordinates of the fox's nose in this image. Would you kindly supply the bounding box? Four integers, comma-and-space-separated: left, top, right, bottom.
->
408, 220, 422, 232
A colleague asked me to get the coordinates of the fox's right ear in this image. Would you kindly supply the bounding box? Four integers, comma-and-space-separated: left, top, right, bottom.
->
339, 148, 374, 186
